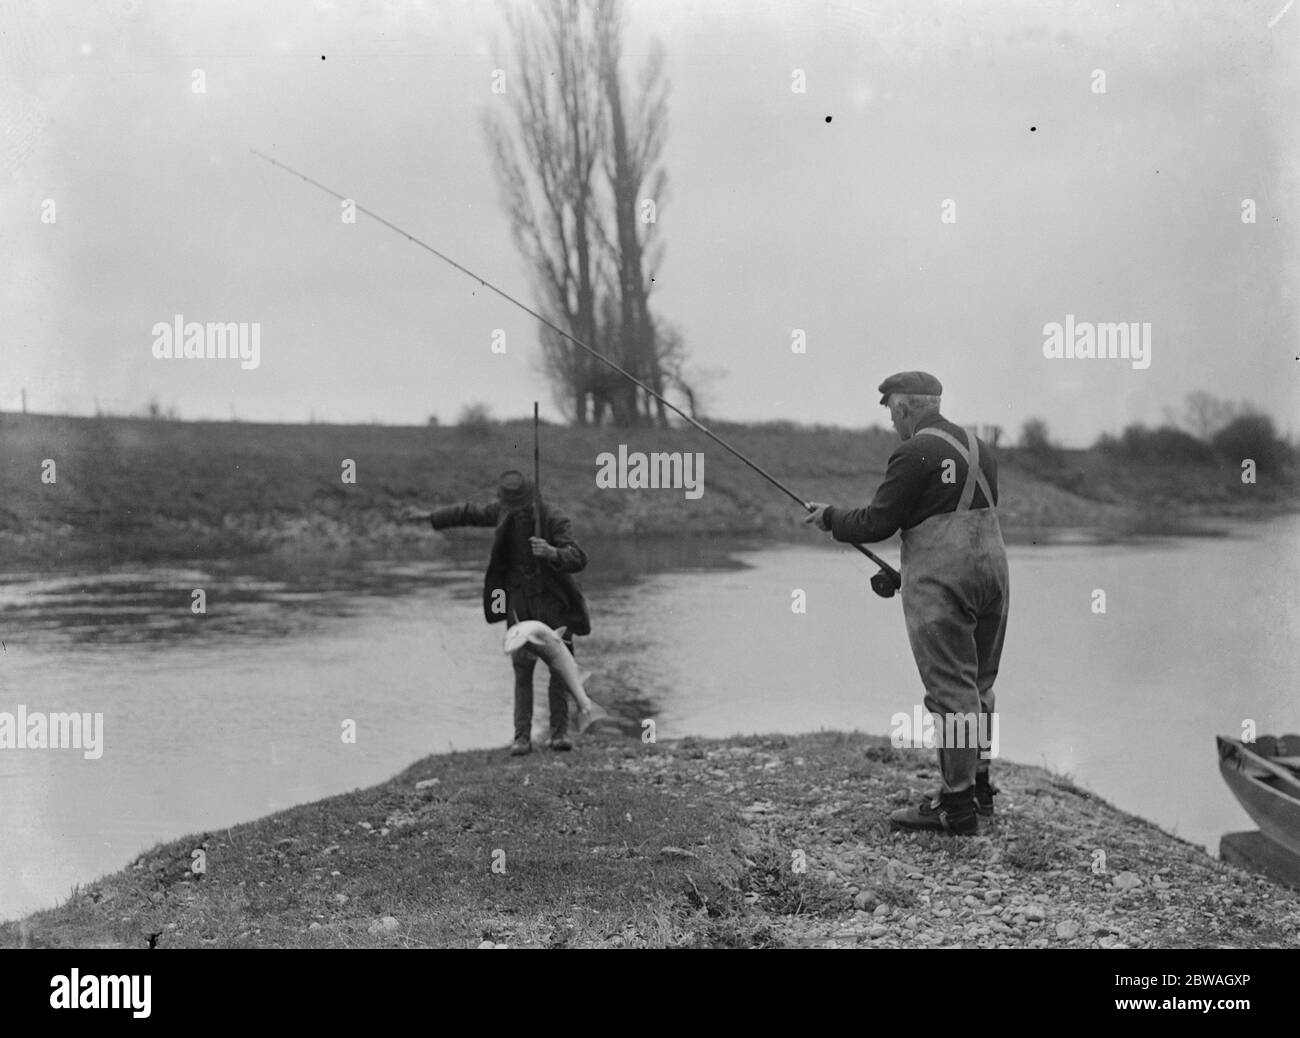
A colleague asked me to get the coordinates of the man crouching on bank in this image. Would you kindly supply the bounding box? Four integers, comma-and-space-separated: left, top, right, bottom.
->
805, 372, 1010, 835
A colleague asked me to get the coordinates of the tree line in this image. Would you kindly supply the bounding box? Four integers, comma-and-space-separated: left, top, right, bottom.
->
1020, 391, 1293, 474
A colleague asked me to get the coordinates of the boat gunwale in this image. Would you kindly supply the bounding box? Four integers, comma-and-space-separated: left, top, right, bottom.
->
1217, 736, 1300, 793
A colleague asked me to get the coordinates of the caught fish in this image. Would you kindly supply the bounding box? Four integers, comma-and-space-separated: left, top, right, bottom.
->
502, 620, 608, 734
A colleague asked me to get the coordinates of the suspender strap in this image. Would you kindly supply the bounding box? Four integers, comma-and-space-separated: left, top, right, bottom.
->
916, 427, 995, 512
959, 431, 982, 512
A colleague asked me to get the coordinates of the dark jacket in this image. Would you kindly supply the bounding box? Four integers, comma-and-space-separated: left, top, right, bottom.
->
430, 500, 591, 635
824, 412, 999, 544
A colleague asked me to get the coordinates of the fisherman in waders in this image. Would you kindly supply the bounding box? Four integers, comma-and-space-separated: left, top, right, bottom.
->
805, 372, 1009, 835
408, 471, 591, 756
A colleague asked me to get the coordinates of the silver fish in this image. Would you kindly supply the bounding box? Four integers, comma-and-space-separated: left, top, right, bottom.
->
502, 620, 608, 734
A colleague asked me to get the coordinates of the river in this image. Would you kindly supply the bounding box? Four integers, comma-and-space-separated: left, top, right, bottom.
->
2, 516, 1297, 920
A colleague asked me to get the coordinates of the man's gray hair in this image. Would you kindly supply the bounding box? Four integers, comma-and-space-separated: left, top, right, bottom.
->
892, 393, 941, 411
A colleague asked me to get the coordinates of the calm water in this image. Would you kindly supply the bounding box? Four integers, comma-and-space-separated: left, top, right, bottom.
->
2, 517, 1298, 920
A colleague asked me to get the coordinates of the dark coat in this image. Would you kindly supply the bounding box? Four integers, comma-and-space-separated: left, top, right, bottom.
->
429, 499, 591, 636
825, 412, 1000, 544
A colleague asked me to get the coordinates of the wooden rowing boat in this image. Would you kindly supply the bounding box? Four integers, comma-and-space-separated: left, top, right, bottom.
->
1217, 735, 1300, 860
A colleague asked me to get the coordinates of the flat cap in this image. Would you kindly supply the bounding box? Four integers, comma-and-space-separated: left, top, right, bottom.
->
878, 370, 943, 405
496, 469, 534, 511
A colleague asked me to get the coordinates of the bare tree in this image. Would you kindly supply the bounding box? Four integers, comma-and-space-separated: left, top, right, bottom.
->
594, 0, 670, 426
483, 0, 607, 424
484, 0, 689, 427
1020, 417, 1052, 453
1179, 390, 1240, 442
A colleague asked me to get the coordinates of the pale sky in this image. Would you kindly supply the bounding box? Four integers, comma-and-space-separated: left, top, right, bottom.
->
2, 0, 1296, 445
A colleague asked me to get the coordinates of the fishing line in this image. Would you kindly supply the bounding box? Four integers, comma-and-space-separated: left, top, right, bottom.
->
250, 149, 901, 588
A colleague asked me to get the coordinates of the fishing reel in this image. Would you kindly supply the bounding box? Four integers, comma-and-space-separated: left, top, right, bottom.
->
871, 568, 901, 599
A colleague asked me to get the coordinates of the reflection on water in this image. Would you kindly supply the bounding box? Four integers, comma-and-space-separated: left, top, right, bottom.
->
1, 519, 1297, 920
0, 536, 756, 647
0, 563, 474, 648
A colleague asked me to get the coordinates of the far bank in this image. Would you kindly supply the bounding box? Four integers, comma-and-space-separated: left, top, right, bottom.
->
1, 412, 1294, 565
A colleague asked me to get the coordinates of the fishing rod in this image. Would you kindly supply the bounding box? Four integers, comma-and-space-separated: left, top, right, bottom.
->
250, 149, 903, 596
533, 401, 542, 541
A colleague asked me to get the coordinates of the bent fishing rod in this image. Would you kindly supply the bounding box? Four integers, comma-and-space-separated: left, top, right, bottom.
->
250, 149, 902, 596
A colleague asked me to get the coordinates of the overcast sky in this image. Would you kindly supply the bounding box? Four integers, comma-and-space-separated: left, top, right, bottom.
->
2, 0, 1296, 445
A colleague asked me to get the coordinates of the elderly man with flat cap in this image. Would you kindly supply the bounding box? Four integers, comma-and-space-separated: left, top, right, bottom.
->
407, 470, 591, 756
806, 372, 1010, 835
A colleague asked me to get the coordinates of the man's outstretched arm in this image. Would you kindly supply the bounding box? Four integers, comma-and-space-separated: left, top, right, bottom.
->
401, 501, 501, 528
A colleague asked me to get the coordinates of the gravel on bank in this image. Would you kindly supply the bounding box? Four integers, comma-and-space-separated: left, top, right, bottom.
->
6, 731, 1296, 949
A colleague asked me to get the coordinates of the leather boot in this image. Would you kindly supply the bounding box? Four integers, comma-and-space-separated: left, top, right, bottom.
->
890, 788, 979, 835
974, 772, 999, 816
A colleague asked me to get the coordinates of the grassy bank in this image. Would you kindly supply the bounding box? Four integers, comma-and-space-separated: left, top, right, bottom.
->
1, 413, 1295, 565
5, 731, 1297, 949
